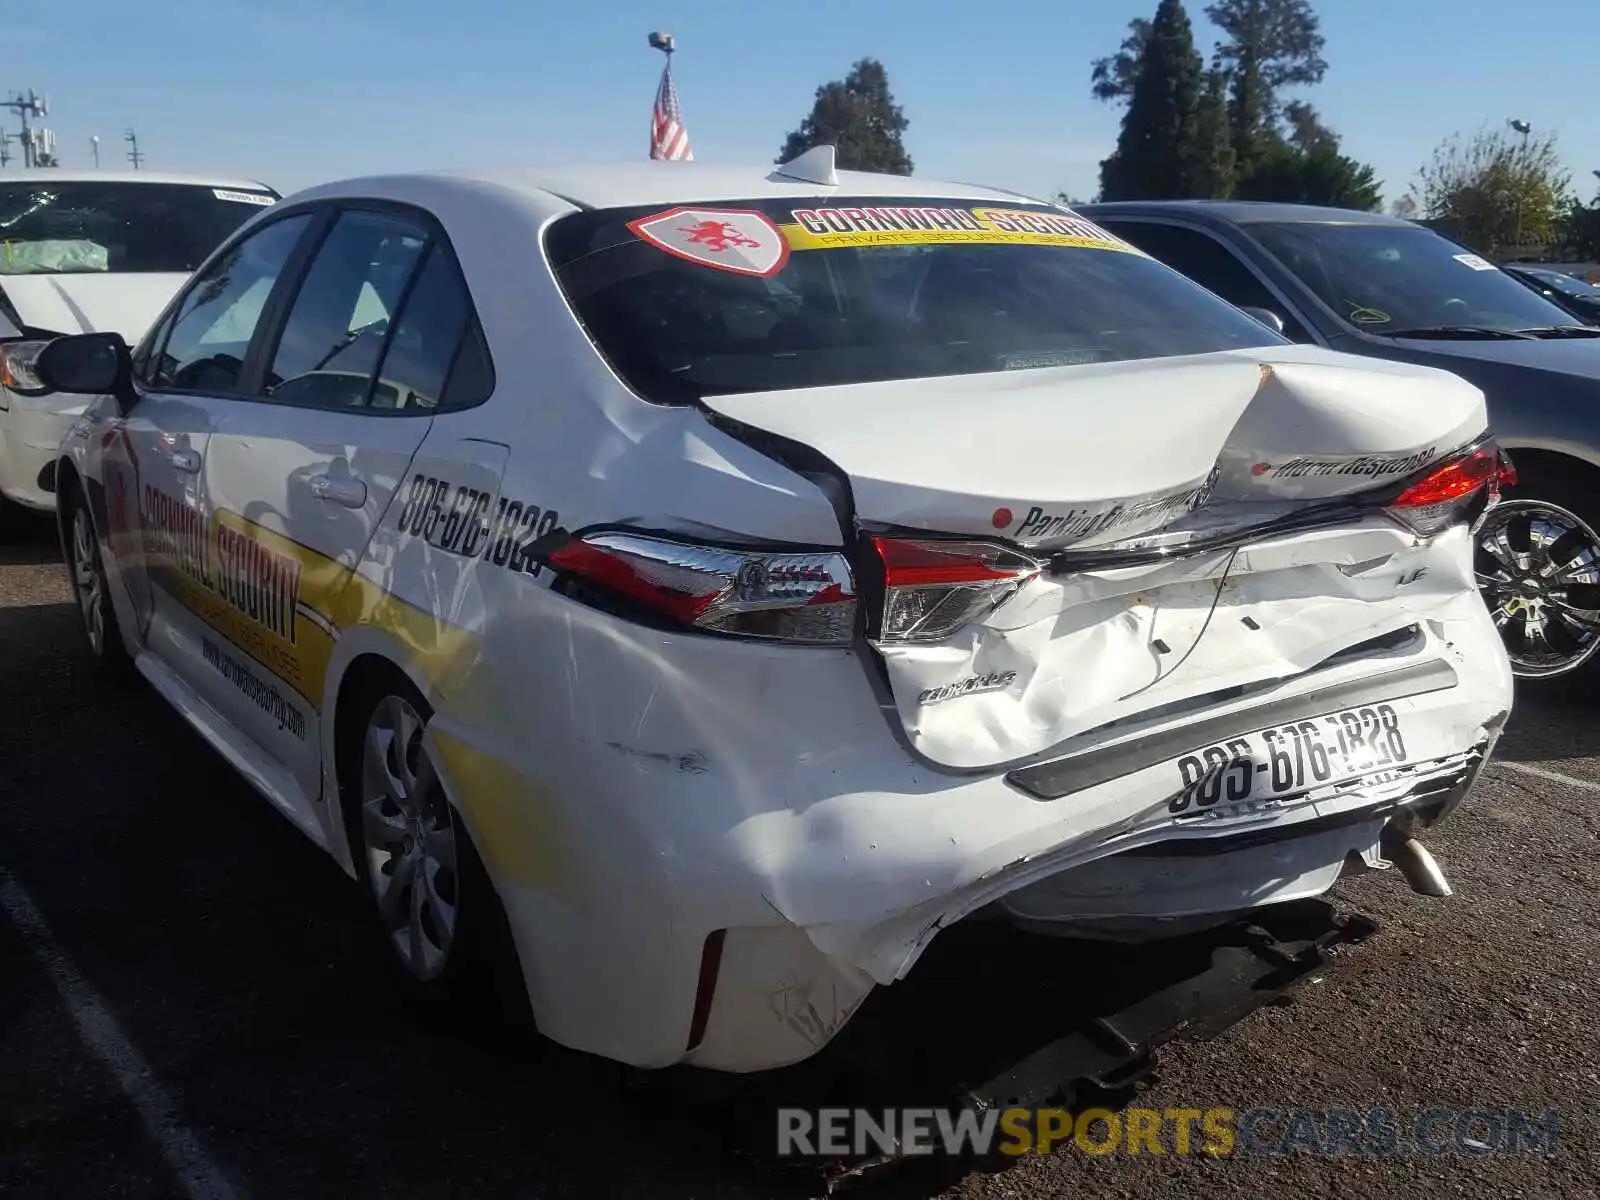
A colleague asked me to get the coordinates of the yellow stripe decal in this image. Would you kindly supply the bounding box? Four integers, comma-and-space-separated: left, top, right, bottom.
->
779, 205, 1147, 254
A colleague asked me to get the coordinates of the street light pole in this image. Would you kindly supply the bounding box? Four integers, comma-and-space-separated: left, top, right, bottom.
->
1508, 118, 1533, 253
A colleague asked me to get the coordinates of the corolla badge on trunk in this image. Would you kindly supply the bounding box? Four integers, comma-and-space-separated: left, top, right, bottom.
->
917, 670, 1018, 706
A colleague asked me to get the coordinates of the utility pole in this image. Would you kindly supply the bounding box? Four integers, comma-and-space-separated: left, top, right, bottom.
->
125, 128, 144, 169
1, 90, 50, 167
0, 130, 10, 168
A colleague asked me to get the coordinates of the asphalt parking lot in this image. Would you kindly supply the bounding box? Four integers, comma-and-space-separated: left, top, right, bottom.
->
1, 508, 1596, 1200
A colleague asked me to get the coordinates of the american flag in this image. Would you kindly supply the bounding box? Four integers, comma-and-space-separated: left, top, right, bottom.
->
650, 58, 693, 161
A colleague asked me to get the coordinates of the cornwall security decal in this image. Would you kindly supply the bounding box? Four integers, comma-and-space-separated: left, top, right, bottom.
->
397, 474, 560, 577
781, 205, 1145, 254
142, 485, 302, 643
139, 487, 331, 701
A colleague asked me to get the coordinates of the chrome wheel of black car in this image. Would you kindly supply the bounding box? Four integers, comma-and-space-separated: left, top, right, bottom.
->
1475, 499, 1600, 679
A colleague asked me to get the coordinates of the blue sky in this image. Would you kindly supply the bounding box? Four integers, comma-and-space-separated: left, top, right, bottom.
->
8, 0, 1600, 208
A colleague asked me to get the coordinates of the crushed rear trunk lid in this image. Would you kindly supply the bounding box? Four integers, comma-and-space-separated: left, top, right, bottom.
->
701, 345, 1493, 769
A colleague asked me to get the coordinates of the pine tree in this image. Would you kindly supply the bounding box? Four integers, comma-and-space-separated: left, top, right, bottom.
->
778, 58, 913, 175
1097, 0, 1221, 200
1204, 0, 1327, 176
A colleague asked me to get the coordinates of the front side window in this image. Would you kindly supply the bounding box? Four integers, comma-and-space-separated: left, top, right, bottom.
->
1249, 222, 1579, 335
545, 197, 1286, 403
0, 181, 279, 276
261, 211, 429, 409
149, 214, 313, 393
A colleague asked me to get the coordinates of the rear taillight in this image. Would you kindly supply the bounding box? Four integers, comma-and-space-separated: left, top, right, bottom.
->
1386, 441, 1516, 535
543, 532, 857, 645
872, 537, 1041, 644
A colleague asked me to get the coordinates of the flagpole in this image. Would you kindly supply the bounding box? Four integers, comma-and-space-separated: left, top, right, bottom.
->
647, 30, 692, 161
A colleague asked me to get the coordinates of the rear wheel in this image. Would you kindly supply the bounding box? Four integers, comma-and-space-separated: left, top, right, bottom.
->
1475, 470, 1600, 693
340, 668, 533, 1030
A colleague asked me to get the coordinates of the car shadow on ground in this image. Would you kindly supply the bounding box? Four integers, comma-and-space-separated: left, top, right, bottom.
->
0, 510, 58, 567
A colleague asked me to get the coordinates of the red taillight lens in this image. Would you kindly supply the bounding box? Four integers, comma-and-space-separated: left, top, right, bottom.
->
1386, 442, 1515, 535
544, 532, 857, 645
872, 537, 1041, 643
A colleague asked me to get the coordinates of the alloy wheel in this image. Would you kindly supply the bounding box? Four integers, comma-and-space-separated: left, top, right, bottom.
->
70, 506, 106, 656
1474, 499, 1600, 678
360, 694, 459, 981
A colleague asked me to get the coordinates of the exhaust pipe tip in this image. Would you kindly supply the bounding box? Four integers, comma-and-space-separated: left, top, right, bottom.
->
1380, 827, 1452, 898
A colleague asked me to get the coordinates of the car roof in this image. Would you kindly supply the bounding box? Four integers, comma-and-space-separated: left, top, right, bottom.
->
1076, 199, 1415, 228
0, 168, 277, 191
282, 163, 1053, 213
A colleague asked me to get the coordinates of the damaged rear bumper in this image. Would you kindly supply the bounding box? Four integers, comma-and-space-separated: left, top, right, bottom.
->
441, 568, 1511, 1074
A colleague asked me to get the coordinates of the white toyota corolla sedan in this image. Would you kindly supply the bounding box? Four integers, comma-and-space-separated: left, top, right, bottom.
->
0, 170, 279, 519
40, 149, 1514, 1073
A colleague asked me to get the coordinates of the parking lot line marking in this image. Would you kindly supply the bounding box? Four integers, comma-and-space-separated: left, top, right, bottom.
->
0, 870, 242, 1200
1492, 759, 1600, 793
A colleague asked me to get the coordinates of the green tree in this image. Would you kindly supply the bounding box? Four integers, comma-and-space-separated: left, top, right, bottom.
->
1204, 0, 1328, 175
1559, 200, 1600, 260
1193, 68, 1238, 196
1235, 137, 1382, 209
1229, 96, 1380, 208
1089, 17, 1152, 104
778, 58, 912, 175
1096, 0, 1231, 200
1416, 125, 1573, 254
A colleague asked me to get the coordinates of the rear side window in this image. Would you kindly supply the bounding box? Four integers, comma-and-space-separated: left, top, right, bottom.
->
544, 197, 1286, 404
371, 246, 476, 411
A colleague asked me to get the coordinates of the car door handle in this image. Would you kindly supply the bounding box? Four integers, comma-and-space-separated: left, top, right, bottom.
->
309, 473, 367, 509
170, 448, 202, 474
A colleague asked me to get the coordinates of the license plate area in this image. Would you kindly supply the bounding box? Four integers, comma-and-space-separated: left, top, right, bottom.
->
1171, 703, 1411, 818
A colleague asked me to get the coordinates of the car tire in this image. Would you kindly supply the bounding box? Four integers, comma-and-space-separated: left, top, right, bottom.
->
338, 666, 535, 1034
62, 482, 134, 678
1476, 464, 1600, 696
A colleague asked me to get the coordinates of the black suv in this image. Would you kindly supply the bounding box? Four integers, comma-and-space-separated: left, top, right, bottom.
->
1081, 200, 1600, 692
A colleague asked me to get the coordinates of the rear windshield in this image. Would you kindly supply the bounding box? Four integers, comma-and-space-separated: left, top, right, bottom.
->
0, 181, 279, 276
545, 197, 1285, 402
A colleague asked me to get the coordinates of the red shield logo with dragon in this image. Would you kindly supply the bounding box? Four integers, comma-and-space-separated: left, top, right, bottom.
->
626, 208, 790, 278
